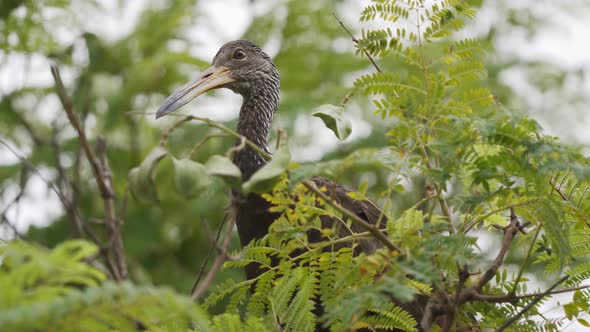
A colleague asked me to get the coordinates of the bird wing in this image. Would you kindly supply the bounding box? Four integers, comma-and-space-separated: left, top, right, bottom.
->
309, 176, 386, 255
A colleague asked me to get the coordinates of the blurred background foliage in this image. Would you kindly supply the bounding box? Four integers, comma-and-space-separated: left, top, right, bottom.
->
1, 0, 589, 321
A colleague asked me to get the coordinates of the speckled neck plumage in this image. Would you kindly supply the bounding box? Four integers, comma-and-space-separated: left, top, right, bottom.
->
232, 76, 280, 180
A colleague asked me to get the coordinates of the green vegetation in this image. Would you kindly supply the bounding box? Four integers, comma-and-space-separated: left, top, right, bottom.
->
1, 0, 589, 331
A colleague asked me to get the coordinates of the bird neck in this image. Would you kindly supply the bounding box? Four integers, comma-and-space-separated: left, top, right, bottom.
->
234, 85, 279, 180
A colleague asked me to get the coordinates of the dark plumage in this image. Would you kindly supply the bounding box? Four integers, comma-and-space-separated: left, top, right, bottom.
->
156, 40, 383, 280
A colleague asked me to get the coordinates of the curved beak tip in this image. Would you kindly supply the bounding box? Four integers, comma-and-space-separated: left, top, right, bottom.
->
154, 65, 234, 121
155, 109, 166, 120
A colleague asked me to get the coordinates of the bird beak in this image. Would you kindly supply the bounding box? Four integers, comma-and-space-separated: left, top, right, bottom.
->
156, 65, 235, 119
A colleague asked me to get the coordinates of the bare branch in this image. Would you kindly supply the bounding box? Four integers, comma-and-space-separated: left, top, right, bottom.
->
473, 208, 520, 292
510, 226, 541, 294
127, 112, 272, 161
190, 210, 230, 296
420, 298, 442, 332
495, 276, 569, 332
50, 130, 85, 237
96, 138, 128, 280
0, 185, 28, 240
331, 12, 382, 73
464, 199, 539, 232
443, 265, 470, 332
50, 65, 113, 201
159, 116, 193, 147
473, 283, 590, 303
50, 64, 127, 281
192, 208, 237, 300
456, 208, 524, 308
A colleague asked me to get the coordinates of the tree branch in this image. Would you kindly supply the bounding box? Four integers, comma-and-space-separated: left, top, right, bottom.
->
473, 208, 521, 293
302, 180, 400, 252
469, 283, 590, 303
494, 276, 569, 332
420, 298, 442, 332
51, 65, 114, 202
332, 12, 382, 73
190, 210, 230, 296
50, 130, 85, 238
0, 138, 113, 272
127, 112, 272, 161
192, 209, 236, 300
457, 209, 525, 303
96, 138, 128, 280
50, 64, 127, 281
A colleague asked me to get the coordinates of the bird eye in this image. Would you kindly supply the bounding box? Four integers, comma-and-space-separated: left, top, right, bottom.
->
233, 49, 246, 60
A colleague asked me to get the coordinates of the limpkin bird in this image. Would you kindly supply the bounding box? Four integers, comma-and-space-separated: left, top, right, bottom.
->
156, 40, 382, 279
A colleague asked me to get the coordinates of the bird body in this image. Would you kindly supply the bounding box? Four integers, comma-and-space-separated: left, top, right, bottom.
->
157, 40, 383, 280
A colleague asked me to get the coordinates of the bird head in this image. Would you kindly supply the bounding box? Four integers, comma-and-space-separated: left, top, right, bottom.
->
156, 40, 279, 119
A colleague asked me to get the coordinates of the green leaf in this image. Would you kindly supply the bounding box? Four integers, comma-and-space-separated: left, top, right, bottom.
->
128, 146, 168, 204
483, 214, 507, 228
388, 208, 424, 245
206, 155, 242, 187
173, 158, 212, 199
242, 146, 290, 194
312, 104, 352, 140
564, 303, 578, 320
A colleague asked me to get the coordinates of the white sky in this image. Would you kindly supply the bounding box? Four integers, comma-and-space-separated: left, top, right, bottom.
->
1, 0, 589, 329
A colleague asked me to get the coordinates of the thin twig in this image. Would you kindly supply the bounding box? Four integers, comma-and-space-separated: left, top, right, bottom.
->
332, 12, 382, 73
127, 112, 272, 161
464, 199, 539, 233
275, 127, 288, 150
226, 136, 246, 159
0, 214, 26, 240
50, 64, 127, 281
96, 138, 128, 280
474, 208, 520, 292
159, 116, 193, 147
0, 138, 113, 273
0, 185, 28, 240
51, 130, 84, 237
510, 226, 541, 294
0, 139, 67, 213
302, 180, 399, 252
187, 132, 231, 159
192, 208, 237, 300
445, 264, 469, 331
495, 276, 569, 332
418, 143, 455, 233
190, 210, 230, 295
459, 208, 525, 305
470, 283, 590, 303
51, 65, 113, 202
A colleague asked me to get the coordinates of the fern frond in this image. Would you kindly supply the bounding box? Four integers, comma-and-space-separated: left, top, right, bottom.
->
354, 72, 425, 96
0, 281, 210, 332
271, 268, 305, 320
362, 302, 418, 331
247, 270, 277, 317
360, 1, 410, 22
283, 269, 318, 332
203, 278, 253, 309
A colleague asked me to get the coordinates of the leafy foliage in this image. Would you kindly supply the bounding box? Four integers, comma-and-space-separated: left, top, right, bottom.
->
1, 0, 590, 331
197, 0, 590, 330
0, 241, 200, 331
